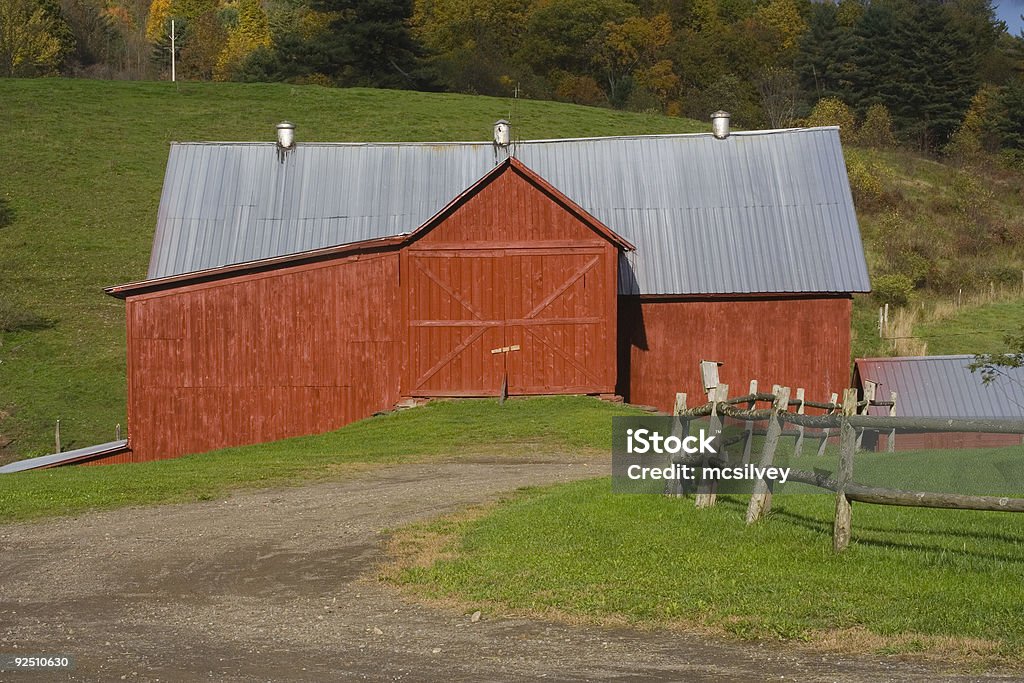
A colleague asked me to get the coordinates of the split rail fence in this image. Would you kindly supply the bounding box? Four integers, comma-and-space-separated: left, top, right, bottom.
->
670, 382, 1024, 552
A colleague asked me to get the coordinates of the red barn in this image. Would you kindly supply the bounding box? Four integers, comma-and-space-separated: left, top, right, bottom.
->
82, 124, 868, 465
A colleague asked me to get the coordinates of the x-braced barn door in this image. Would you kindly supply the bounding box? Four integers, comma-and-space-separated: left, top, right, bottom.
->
405, 247, 613, 397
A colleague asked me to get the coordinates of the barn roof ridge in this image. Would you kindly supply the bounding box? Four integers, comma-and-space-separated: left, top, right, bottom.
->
167, 126, 839, 147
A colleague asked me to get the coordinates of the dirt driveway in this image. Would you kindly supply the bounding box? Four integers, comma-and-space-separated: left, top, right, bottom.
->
0, 455, 1009, 682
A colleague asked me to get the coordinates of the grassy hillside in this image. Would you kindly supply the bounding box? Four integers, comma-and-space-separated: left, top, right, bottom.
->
915, 300, 1024, 356
845, 145, 1024, 359
0, 79, 701, 460
2, 78, 1022, 460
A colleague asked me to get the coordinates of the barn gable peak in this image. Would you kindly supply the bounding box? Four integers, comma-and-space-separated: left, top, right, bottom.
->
405, 157, 635, 251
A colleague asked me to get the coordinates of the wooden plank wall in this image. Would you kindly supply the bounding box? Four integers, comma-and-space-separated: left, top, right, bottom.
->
619, 295, 852, 412
405, 168, 619, 397
124, 253, 402, 462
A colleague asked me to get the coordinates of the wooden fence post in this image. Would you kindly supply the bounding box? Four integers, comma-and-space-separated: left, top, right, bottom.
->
746, 386, 790, 524
669, 392, 688, 497
833, 388, 858, 553
742, 379, 757, 465
856, 381, 876, 450
55, 418, 61, 454
672, 392, 687, 437
887, 391, 897, 453
794, 388, 806, 458
696, 384, 728, 509
817, 392, 839, 457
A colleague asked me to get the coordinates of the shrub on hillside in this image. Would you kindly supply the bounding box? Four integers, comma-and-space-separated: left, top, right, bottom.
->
946, 85, 1004, 163
846, 155, 886, 209
872, 210, 936, 286
872, 273, 915, 306
950, 172, 1000, 254
845, 150, 901, 212
805, 97, 856, 144
554, 72, 606, 106
857, 104, 896, 148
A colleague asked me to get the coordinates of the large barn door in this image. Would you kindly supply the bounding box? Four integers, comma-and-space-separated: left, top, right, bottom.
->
406, 251, 506, 396
406, 247, 613, 397
503, 248, 610, 394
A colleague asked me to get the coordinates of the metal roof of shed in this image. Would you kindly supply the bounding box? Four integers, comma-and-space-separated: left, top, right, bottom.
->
855, 355, 1024, 419
0, 440, 129, 473
146, 127, 870, 296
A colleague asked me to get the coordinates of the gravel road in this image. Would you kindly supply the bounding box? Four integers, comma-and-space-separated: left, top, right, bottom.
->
0, 455, 1010, 682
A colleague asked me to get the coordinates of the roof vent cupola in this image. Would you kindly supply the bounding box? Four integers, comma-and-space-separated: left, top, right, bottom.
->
494, 119, 511, 147
276, 121, 296, 149
711, 111, 731, 140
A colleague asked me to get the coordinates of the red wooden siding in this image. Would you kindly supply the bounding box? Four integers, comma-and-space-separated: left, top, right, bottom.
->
81, 449, 135, 466
874, 432, 1024, 451
619, 296, 852, 412
404, 168, 619, 397
115, 161, 622, 463
124, 253, 402, 462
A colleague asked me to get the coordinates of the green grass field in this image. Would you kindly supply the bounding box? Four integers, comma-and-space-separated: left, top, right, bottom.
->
0, 396, 645, 522
915, 300, 1024, 356
379, 407, 1024, 663
0, 79, 699, 459
391, 478, 1024, 663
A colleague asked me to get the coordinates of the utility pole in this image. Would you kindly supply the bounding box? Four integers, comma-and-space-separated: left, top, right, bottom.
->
170, 20, 176, 82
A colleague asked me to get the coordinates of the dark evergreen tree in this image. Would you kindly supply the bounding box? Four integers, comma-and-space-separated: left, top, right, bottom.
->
796, 2, 856, 101
846, 0, 904, 113
309, 0, 425, 88
845, 0, 981, 151
997, 78, 1024, 150
234, 34, 327, 82
899, 1, 979, 151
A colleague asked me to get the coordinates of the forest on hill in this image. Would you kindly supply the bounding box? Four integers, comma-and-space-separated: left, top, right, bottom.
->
3, 0, 1024, 155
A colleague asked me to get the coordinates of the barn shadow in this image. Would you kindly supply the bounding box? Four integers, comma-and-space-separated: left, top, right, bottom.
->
616, 296, 647, 402
615, 255, 647, 403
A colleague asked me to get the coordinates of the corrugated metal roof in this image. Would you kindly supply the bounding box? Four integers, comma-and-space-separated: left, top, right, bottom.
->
856, 356, 1024, 419
146, 128, 870, 295
0, 440, 129, 473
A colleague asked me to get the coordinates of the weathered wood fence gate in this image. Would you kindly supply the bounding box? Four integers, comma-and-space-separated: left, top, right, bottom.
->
671, 384, 1024, 553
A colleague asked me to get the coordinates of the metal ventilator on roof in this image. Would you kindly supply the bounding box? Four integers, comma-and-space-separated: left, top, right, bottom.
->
276, 121, 296, 162
493, 119, 511, 163
711, 110, 731, 139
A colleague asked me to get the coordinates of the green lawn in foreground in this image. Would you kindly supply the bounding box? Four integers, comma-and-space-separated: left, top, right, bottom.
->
0, 396, 645, 523
0, 78, 699, 459
393, 478, 1024, 660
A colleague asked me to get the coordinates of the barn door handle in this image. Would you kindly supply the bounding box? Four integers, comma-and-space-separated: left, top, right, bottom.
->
490, 345, 521, 354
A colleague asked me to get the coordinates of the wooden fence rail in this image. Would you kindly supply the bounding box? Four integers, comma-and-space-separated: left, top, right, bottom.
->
669, 382, 1024, 552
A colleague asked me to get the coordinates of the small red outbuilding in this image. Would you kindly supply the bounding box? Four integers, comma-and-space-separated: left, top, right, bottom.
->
854, 355, 1024, 451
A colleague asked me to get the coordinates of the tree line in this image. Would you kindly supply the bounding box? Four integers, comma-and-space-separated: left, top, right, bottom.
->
1, 0, 1023, 155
